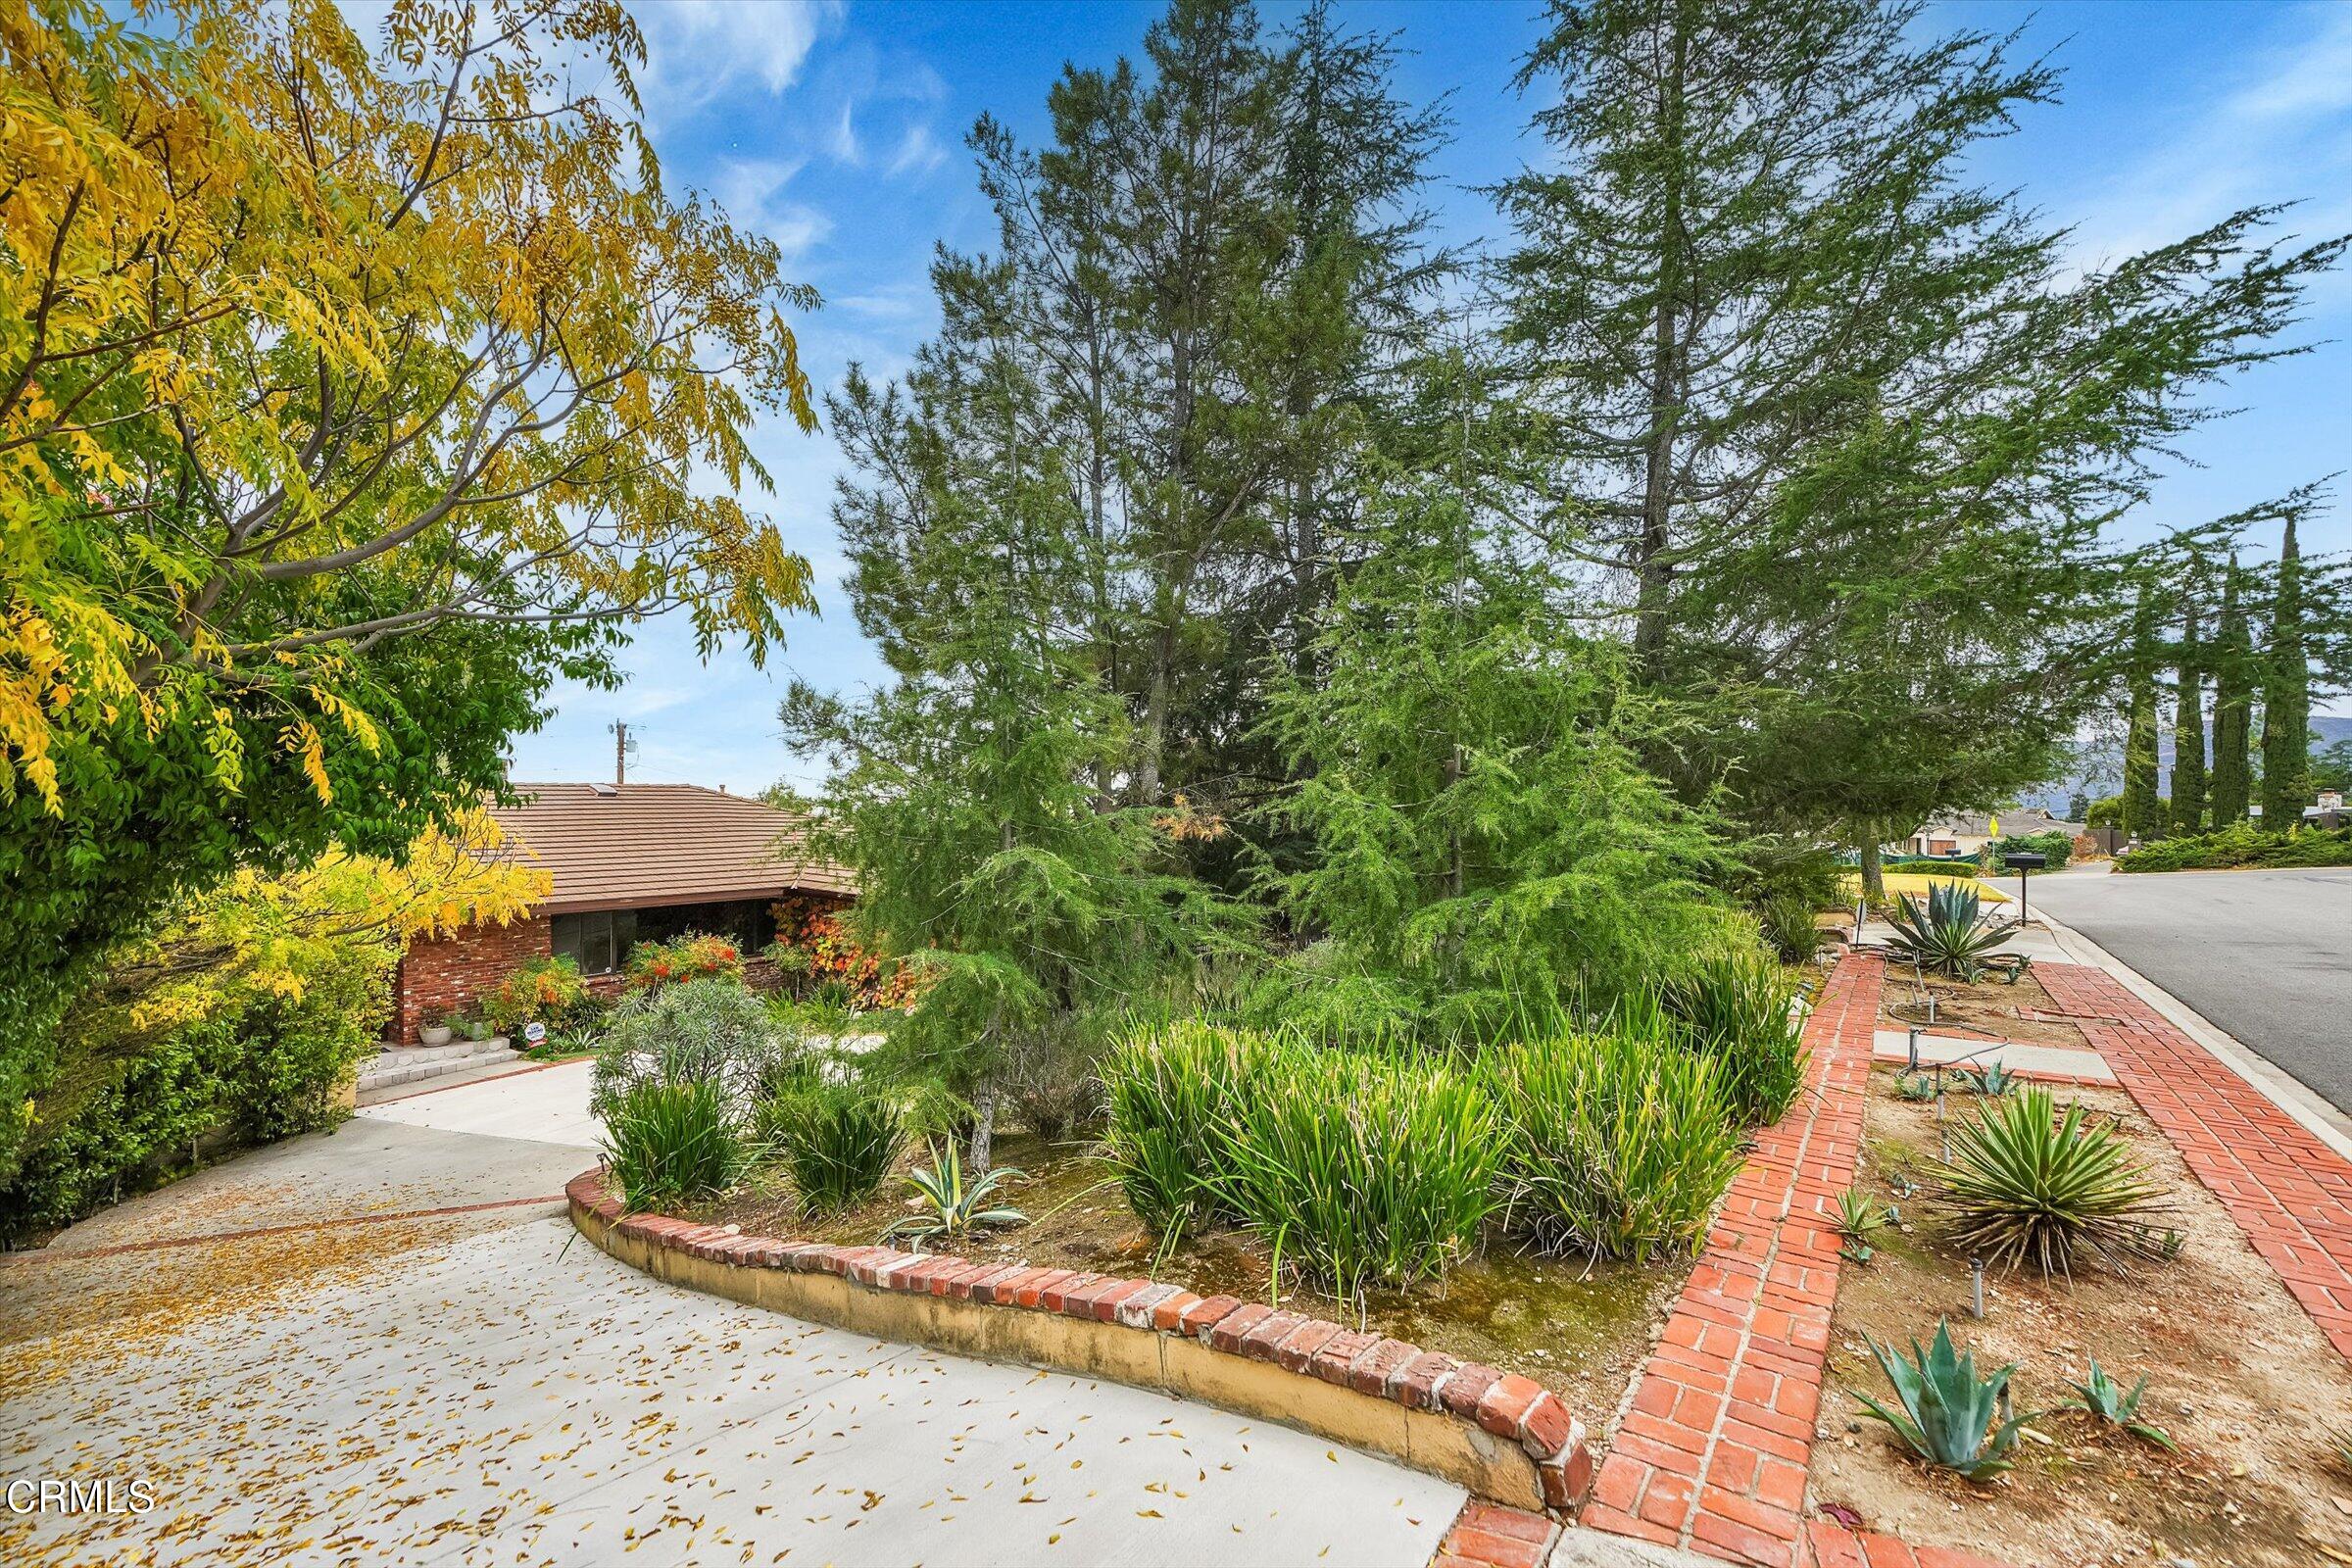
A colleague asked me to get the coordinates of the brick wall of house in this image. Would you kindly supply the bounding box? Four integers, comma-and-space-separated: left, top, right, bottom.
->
391, 916, 553, 1044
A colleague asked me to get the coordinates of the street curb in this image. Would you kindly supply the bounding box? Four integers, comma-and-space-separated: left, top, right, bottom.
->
2028, 903, 2352, 1163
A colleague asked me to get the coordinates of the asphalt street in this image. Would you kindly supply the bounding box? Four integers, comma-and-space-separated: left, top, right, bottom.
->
2025, 861, 2352, 1115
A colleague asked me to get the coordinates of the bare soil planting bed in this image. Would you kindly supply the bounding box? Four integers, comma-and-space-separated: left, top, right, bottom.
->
692, 1130, 1687, 1424
1878, 963, 2090, 1052
1814, 1069, 2352, 1567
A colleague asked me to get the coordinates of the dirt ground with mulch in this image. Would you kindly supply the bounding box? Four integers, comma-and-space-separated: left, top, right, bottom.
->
693, 1130, 1689, 1425
1878, 962, 2090, 1052
1812, 1069, 2352, 1568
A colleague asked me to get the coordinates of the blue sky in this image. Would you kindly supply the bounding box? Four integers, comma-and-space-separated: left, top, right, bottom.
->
509, 0, 2352, 794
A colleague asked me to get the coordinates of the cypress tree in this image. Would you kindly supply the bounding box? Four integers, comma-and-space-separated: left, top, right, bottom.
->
2209, 561, 2253, 824
2262, 514, 2312, 827
2172, 589, 2208, 833
2121, 591, 2164, 840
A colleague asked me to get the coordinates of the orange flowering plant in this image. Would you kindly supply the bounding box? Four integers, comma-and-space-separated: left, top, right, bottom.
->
626, 933, 746, 991
482, 956, 602, 1035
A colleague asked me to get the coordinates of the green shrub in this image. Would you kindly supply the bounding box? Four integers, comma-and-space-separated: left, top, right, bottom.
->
2119, 820, 2352, 872
591, 977, 803, 1116
1484, 1021, 1742, 1261
759, 1081, 906, 1215
1988, 829, 2072, 869
1728, 838, 1845, 911
1659, 950, 1810, 1123
1758, 895, 1823, 964
482, 955, 602, 1035
1100, 1021, 1267, 1241
1937, 1087, 2169, 1275
1220, 1043, 1500, 1298
602, 1079, 748, 1211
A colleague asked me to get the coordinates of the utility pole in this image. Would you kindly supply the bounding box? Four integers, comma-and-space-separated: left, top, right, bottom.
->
610, 721, 632, 786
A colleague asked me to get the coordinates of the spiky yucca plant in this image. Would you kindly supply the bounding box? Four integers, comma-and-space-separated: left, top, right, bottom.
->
1886, 881, 2012, 979
1851, 1320, 2038, 1480
1938, 1088, 2169, 1275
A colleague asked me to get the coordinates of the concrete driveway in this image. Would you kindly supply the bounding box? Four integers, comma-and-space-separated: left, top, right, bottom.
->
2027, 862, 2352, 1115
0, 1062, 1462, 1567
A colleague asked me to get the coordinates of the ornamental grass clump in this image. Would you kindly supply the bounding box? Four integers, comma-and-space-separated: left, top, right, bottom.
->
759, 1081, 906, 1215
1100, 1021, 1268, 1242
602, 1079, 748, 1212
1484, 1019, 1743, 1262
1219, 1044, 1500, 1299
1658, 948, 1810, 1123
1937, 1087, 2169, 1275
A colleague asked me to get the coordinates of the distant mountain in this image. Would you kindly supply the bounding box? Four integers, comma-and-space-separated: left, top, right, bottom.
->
2015, 713, 2352, 814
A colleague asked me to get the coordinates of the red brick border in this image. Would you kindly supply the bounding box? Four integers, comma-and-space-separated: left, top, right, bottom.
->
1430, 1499, 1558, 1568
566, 1168, 1598, 1513
1580, 955, 1882, 1566
2037, 960, 2352, 1359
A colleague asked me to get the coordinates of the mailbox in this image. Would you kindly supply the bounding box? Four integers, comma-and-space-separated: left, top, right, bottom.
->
2001, 852, 2047, 871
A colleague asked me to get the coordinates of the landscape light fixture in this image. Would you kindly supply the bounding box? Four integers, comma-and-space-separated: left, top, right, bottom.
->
2001, 850, 2047, 923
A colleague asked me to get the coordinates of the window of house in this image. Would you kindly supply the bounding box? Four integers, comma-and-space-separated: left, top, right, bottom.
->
552, 909, 637, 976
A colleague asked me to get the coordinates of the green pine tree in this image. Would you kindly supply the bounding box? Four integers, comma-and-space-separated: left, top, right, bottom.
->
1492, 0, 2345, 849
1256, 356, 1739, 1038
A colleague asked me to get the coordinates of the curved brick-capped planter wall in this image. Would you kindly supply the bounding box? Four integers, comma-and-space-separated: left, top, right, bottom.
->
566, 1169, 1595, 1514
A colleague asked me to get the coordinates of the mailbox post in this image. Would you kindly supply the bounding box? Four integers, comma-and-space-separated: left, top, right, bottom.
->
2001, 851, 2047, 923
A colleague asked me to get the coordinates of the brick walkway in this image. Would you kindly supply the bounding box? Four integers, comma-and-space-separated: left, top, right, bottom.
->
1578, 955, 1881, 1566
2036, 960, 2352, 1359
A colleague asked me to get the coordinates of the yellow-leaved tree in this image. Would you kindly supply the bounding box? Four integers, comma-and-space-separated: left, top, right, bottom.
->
0, 0, 818, 1192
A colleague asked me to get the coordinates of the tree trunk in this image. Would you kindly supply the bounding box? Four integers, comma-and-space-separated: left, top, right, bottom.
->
1632, 2, 1690, 686
1858, 838, 1885, 904
967, 1078, 998, 1178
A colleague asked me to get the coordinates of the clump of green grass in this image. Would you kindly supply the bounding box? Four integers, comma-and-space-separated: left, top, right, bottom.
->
1484, 1018, 1743, 1263
1658, 950, 1810, 1124
602, 1079, 748, 1211
759, 1081, 906, 1215
1100, 1021, 1268, 1243
1219, 1042, 1501, 1299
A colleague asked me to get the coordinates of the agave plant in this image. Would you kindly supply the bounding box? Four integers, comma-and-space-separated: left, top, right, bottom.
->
1938, 1088, 2170, 1276
2062, 1357, 2174, 1449
1895, 1073, 1936, 1102
1851, 1320, 2039, 1480
1970, 1058, 2017, 1098
883, 1140, 1028, 1250
1886, 882, 2013, 980
1837, 1188, 1894, 1239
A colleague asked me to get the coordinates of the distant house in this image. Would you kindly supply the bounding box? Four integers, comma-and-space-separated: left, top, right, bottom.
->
390, 782, 852, 1043
1896, 808, 2081, 858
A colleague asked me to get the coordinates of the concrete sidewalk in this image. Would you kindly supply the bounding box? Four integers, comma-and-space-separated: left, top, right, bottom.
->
0, 1058, 1465, 1568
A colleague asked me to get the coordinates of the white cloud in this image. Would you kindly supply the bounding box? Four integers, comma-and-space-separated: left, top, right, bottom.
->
888, 122, 948, 177
710, 157, 835, 261
831, 99, 863, 166
2068, 4, 2352, 274
636, 0, 845, 117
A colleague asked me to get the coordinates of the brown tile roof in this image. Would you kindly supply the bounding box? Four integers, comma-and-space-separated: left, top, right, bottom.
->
489, 783, 853, 914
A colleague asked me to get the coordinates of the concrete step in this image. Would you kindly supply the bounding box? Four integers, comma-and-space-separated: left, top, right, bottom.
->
375, 1037, 510, 1067
359, 1043, 520, 1091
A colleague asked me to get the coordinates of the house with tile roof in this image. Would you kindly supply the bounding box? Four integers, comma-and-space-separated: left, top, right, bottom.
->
1896, 808, 2081, 858
388, 782, 852, 1044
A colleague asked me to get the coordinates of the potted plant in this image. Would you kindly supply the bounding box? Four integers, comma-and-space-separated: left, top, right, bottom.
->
417, 1007, 455, 1049
458, 1013, 495, 1044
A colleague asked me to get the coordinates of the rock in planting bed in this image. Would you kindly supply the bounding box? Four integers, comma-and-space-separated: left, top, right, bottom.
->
689, 1129, 1689, 1426
1813, 1069, 2352, 1567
